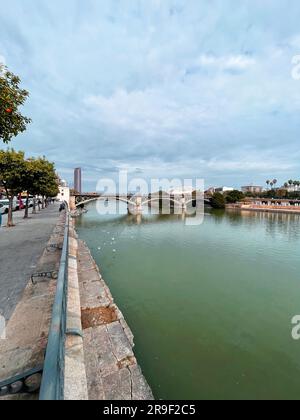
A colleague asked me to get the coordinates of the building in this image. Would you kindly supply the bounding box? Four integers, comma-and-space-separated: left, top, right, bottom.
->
57, 180, 70, 203
241, 185, 263, 194
283, 185, 300, 193
168, 186, 194, 196
74, 168, 82, 194
215, 186, 234, 194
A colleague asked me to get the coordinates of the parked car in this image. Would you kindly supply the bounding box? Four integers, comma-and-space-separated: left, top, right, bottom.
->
19, 197, 34, 208
0, 203, 6, 215
0, 198, 18, 212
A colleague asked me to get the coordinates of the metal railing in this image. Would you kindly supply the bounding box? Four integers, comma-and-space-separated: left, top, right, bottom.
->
39, 208, 69, 400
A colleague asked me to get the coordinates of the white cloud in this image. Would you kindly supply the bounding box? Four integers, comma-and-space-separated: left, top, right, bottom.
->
0, 54, 6, 74
197, 54, 256, 71
84, 88, 213, 138
289, 34, 300, 49
2, 0, 300, 189
0, 54, 6, 65
206, 158, 294, 172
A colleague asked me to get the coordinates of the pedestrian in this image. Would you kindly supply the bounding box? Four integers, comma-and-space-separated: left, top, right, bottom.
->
59, 203, 65, 212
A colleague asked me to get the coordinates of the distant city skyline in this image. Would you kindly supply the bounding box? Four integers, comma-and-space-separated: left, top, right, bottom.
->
1, 1, 300, 191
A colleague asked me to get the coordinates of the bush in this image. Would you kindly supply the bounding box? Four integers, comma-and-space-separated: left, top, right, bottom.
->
211, 192, 226, 209
225, 190, 245, 203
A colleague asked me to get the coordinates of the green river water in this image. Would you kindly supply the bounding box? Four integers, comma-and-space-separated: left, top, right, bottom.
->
76, 202, 300, 400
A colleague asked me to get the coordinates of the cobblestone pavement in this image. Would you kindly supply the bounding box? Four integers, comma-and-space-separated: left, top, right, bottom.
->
0, 204, 60, 321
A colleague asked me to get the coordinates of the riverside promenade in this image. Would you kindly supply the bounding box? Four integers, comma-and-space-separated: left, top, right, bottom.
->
0, 205, 153, 400
0, 205, 60, 321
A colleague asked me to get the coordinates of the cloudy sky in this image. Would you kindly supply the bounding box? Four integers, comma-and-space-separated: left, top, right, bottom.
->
1, 0, 300, 191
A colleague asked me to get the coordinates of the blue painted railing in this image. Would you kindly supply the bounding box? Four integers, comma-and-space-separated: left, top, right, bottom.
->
39, 209, 69, 400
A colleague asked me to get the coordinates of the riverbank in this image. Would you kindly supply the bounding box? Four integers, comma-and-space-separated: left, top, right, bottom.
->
227, 203, 300, 214
73, 228, 154, 400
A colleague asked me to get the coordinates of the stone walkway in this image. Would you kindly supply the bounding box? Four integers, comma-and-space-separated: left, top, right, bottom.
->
0, 204, 61, 321
77, 240, 154, 400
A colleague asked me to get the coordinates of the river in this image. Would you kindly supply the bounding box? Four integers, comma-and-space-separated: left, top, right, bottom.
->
76, 202, 300, 400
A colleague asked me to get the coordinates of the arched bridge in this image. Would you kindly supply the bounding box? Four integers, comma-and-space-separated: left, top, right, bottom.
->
73, 193, 212, 213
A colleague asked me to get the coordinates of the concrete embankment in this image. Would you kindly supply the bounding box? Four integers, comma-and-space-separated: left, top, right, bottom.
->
65, 220, 154, 400
227, 204, 300, 215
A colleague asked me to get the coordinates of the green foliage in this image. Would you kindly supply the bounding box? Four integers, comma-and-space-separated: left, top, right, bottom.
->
27, 157, 58, 197
17, 156, 58, 197
225, 190, 245, 203
0, 149, 59, 226
211, 192, 226, 209
0, 65, 31, 144
0, 149, 26, 194
0, 149, 26, 225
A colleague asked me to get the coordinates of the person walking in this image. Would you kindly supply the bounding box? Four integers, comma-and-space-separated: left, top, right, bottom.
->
59, 202, 65, 212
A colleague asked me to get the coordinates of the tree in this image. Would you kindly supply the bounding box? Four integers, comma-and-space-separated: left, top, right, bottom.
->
211, 192, 226, 209
293, 180, 298, 191
276, 189, 288, 198
32, 157, 59, 208
0, 149, 26, 226
19, 158, 42, 218
0, 65, 31, 144
225, 190, 245, 204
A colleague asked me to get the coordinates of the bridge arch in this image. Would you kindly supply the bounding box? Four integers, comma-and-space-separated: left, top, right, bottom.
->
75, 196, 132, 208
141, 197, 185, 208
75, 195, 212, 209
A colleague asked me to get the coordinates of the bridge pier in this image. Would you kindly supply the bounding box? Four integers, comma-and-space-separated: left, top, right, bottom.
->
128, 196, 143, 215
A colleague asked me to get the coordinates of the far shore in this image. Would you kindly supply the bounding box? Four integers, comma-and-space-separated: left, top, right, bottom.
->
226, 204, 300, 215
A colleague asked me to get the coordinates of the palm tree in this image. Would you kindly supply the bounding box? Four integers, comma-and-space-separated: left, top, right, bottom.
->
272, 179, 277, 189
284, 182, 289, 189
266, 180, 270, 190
293, 180, 298, 192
